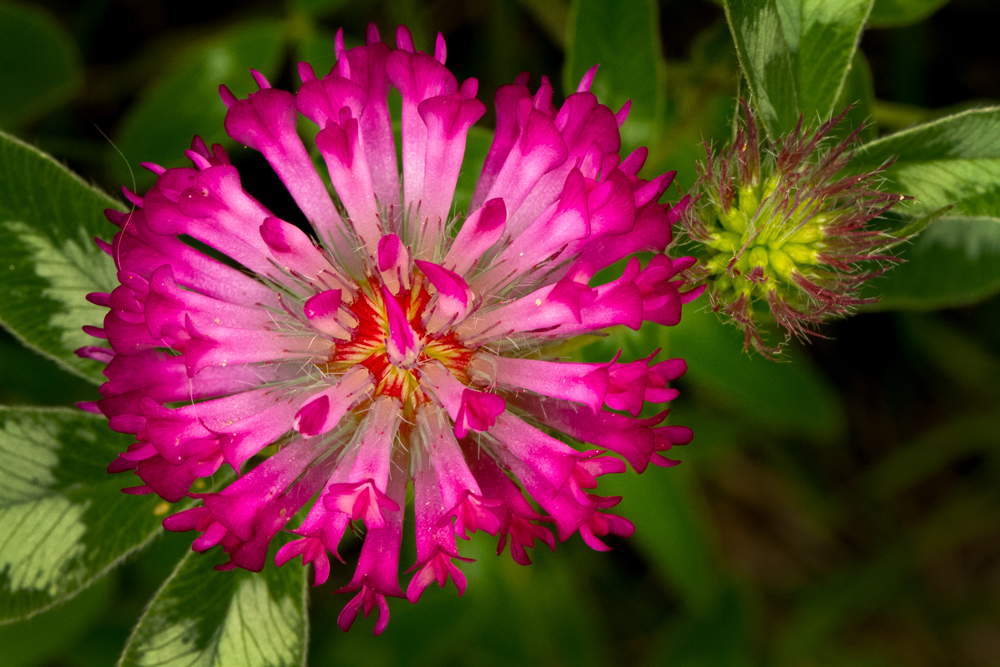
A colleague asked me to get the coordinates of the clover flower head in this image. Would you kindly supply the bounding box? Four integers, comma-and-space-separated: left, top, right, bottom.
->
78, 24, 700, 634
680, 102, 903, 357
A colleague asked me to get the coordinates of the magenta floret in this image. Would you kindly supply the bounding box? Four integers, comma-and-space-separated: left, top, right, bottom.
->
83, 23, 700, 633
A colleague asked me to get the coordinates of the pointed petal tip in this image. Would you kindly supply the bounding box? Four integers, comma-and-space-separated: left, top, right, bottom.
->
577, 64, 599, 93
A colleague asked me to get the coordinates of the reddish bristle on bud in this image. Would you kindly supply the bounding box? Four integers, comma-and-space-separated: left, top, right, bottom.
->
678, 101, 906, 358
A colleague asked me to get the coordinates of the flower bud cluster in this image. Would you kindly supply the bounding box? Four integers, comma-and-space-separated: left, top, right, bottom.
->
680, 103, 904, 356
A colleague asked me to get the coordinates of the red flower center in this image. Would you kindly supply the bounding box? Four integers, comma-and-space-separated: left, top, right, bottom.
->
321, 275, 475, 418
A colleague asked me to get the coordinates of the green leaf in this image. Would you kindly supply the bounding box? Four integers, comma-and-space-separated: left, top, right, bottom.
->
109, 20, 286, 192
0, 2, 82, 130
723, 0, 799, 137
851, 107, 1000, 309
724, 0, 873, 137
118, 548, 308, 667
777, 0, 873, 122
0, 407, 163, 624
851, 107, 1000, 217
868, 0, 949, 28
0, 131, 120, 384
564, 0, 664, 150
864, 216, 1000, 309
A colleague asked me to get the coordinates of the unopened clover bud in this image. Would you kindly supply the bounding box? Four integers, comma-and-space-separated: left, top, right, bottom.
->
679, 101, 905, 358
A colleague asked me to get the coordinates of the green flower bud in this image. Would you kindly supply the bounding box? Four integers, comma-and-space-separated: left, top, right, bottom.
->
678, 102, 904, 358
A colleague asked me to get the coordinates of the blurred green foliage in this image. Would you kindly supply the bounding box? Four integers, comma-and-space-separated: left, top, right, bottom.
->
0, 2, 82, 132
1, 0, 999, 665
